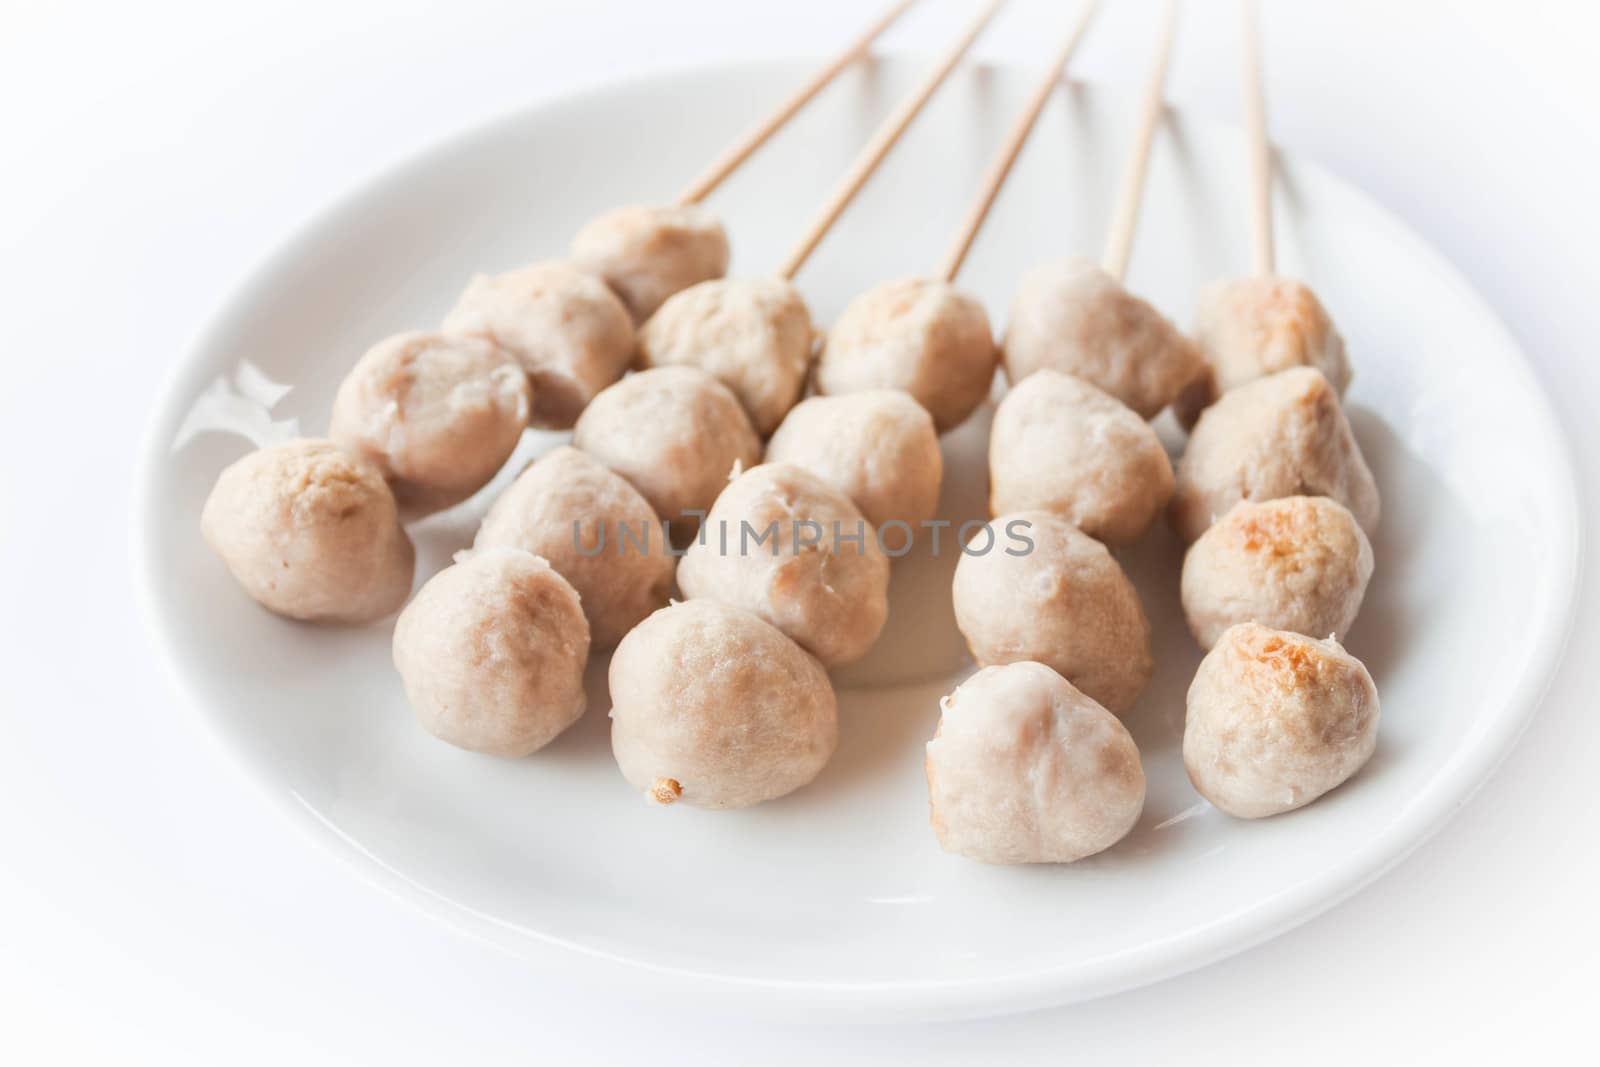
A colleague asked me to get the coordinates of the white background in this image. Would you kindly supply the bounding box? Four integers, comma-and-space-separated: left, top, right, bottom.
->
2, 0, 1597, 1062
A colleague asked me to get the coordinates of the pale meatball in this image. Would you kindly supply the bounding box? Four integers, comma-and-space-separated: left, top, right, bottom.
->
1176, 276, 1350, 427
816, 277, 997, 432
572, 366, 762, 545
571, 203, 731, 323
676, 463, 890, 667
474, 446, 675, 649
637, 277, 812, 436
441, 261, 633, 429
926, 661, 1145, 864
765, 390, 942, 533
989, 370, 1173, 545
952, 510, 1152, 715
1002, 257, 1203, 419
1184, 622, 1379, 818
609, 599, 838, 809
201, 439, 414, 624
1182, 496, 1374, 650
393, 548, 590, 757
1170, 366, 1380, 543
329, 330, 530, 514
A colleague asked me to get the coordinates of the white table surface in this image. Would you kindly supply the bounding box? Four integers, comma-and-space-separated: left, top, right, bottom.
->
3, 0, 1596, 1061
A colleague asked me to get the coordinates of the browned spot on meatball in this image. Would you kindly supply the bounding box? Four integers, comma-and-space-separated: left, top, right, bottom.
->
1254, 633, 1319, 680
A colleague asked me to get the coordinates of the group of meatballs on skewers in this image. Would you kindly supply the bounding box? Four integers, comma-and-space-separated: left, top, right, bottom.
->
200, 0, 1384, 866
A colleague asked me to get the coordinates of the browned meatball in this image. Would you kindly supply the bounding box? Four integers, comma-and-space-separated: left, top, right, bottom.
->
201, 439, 414, 624
393, 548, 591, 757
609, 600, 837, 809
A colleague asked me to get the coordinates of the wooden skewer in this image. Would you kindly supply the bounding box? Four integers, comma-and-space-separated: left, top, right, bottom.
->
935, 0, 1099, 283
1100, 0, 1179, 283
775, 0, 1010, 281
676, 0, 924, 206
1240, 0, 1274, 276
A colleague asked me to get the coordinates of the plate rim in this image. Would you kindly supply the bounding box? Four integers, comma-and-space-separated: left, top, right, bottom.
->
131, 57, 1587, 1022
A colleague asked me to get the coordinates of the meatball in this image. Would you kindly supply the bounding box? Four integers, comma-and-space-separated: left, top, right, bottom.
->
441, 260, 633, 429
329, 330, 530, 514
676, 462, 890, 667
609, 599, 838, 809
815, 277, 997, 432
636, 277, 812, 436
926, 661, 1145, 864
1176, 276, 1350, 427
572, 366, 762, 545
764, 390, 942, 533
571, 203, 730, 323
952, 510, 1152, 715
1002, 257, 1203, 419
474, 446, 675, 649
201, 439, 414, 624
1181, 496, 1374, 650
1170, 366, 1380, 543
1184, 622, 1379, 818
988, 369, 1173, 545
393, 548, 591, 757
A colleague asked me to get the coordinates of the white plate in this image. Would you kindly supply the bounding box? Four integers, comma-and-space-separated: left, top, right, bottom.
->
136, 58, 1580, 1021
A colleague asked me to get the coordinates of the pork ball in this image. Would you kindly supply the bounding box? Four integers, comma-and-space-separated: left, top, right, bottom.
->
609, 599, 838, 809
1176, 276, 1350, 427
815, 277, 997, 432
393, 548, 590, 757
1182, 496, 1374, 650
201, 439, 414, 624
952, 510, 1152, 715
1002, 257, 1204, 419
1170, 366, 1380, 543
474, 446, 675, 649
926, 661, 1145, 864
988, 369, 1173, 545
764, 390, 942, 533
636, 276, 812, 436
1184, 622, 1379, 818
676, 462, 890, 667
572, 366, 762, 545
571, 203, 730, 323
441, 260, 633, 429
329, 330, 530, 514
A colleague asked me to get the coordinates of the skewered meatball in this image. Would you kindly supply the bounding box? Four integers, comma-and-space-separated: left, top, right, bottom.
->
572, 366, 762, 545
1181, 496, 1374, 650
393, 548, 591, 757
1170, 367, 1380, 543
201, 439, 414, 624
636, 276, 812, 436
815, 277, 997, 432
677, 462, 890, 667
1184, 622, 1379, 818
1002, 257, 1203, 419
1175, 276, 1350, 427
329, 330, 530, 514
609, 599, 838, 809
988, 369, 1173, 545
765, 390, 942, 533
952, 511, 1152, 715
474, 446, 675, 649
441, 261, 633, 429
571, 203, 730, 323
926, 661, 1145, 864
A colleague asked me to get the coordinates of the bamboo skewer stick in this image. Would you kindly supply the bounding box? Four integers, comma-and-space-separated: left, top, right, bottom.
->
934, 0, 1099, 283
676, 0, 924, 206
775, 0, 1010, 281
1100, 0, 1179, 283
1240, 0, 1274, 277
